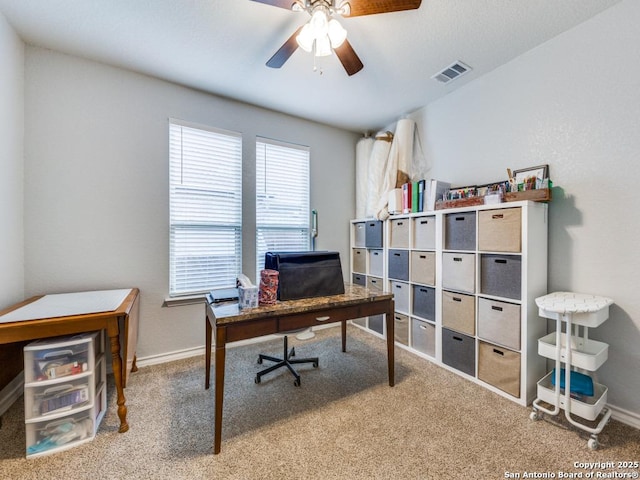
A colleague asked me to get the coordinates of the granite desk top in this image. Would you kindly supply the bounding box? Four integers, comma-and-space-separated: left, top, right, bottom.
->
210, 283, 392, 325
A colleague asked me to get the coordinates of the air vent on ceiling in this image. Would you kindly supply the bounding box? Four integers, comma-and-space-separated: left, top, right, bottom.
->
432, 61, 472, 84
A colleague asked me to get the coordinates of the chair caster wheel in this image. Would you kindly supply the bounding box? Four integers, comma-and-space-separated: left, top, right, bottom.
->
255, 376, 261, 384
294, 379, 301, 387
313, 362, 319, 368
257, 357, 263, 364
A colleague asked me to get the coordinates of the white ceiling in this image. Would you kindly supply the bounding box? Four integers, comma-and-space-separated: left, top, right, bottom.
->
0, 0, 622, 132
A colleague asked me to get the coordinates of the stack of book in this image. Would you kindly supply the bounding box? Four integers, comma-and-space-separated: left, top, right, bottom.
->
400, 179, 451, 213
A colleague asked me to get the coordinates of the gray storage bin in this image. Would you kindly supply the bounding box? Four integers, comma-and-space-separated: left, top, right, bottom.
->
352, 317, 367, 327
388, 249, 409, 281
412, 285, 435, 321
445, 212, 476, 251
480, 254, 522, 300
394, 313, 409, 346
410, 251, 435, 286
365, 220, 383, 248
353, 222, 366, 247
478, 341, 521, 397
390, 280, 409, 313
442, 328, 476, 377
367, 276, 383, 291
368, 249, 384, 277
477, 297, 521, 350
411, 318, 435, 357
413, 216, 436, 250
442, 252, 475, 293
352, 248, 366, 273
368, 314, 384, 335
390, 218, 410, 248
352, 273, 366, 286
442, 290, 475, 336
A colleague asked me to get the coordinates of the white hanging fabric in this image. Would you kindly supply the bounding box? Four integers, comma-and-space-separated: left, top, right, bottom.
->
355, 136, 374, 219
365, 133, 393, 218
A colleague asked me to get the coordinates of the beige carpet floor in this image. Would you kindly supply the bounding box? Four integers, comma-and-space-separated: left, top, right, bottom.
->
0, 325, 638, 479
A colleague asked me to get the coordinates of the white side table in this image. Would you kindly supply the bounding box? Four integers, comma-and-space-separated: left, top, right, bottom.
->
530, 292, 613, 450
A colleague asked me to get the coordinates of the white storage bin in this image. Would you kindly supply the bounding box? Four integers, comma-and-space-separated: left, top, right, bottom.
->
413, 216, 436, 250
368, 249, 384, 277
442, 252, 475, 294
390, 280, 410, 314
353, 222, 366, 247
411, 318, 435, 357
477, 297, 521, 351
26, 409, 95, 458
537, 332, 608, 371
536, 371, 608, 421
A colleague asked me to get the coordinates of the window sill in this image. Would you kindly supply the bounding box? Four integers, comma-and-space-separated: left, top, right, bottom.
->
163, 294, 208, 307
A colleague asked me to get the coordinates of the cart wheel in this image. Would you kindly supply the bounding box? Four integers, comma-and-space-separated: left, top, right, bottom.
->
313, 362, 319, 368
255, 376, 261, 384
529, 410, 540, 421
257, 357, 263, 364
294, 378, 301, 387
588, 438, 598, 450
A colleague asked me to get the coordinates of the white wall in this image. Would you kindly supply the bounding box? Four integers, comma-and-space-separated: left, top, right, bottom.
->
24, 47, 358, 360
409, 0, 640, 417
0, 11, 24, 309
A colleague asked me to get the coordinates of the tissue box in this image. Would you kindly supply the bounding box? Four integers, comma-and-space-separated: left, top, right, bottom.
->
238, 286, 259, 309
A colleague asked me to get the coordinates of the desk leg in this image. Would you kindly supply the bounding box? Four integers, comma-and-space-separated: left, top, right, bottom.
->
213, 326, 226, 454
109, 333, 129, 433
341, 320, 347, 352
205, 316, 212, 389
385, 299, 395, 387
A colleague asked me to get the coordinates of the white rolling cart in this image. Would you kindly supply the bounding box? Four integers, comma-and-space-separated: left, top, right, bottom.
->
530, 292, 613, 450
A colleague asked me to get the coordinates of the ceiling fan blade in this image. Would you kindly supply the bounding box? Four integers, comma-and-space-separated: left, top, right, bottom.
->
340, 0, 422, 17
250, 0, 297, 10
266, 26, 303, 69
334, 39, 363, 76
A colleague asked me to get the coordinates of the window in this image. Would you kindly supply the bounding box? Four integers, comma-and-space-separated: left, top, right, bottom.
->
256, 138, 310, 278
169, 120, 242, 296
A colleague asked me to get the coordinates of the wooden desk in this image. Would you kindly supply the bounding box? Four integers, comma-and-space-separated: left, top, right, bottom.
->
205, 283, 395, 454
0, 288, 140, 433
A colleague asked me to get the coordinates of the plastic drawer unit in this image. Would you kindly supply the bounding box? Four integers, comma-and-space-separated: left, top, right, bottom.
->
412, 216, 436, 250
365, 220, 383, 248
411, 318, 435, 357
478, 341, 521, 397
388, 249, 409, 281
410, 251, 435, 286
368, 249, 384, 277
442, 328, 476, 377
477, 297, 521, 350
394, 313, 409, 346
442, 252, 475, 294
444, 212, 476, 251
478, 208, 521, 253
442, 291, 475, 336
390, 280, 410, 314
480, 254, 521, 300
412, 285, 435, 321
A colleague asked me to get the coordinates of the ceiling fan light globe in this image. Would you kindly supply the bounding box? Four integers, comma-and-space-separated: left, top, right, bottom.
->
296, 23, 314, 52
328, 19, 347, 48
315, 35, 332, 57
309, 9, 329, 37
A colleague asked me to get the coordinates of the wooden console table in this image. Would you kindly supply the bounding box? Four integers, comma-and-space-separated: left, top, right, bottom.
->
205, 283, 395, 454
0, 288, 140, 433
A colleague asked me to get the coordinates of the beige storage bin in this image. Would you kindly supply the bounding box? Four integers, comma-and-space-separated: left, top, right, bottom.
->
352, 248, 366, 273
394, 313, 409, 346
410, 251, 435, 286
478, 341, 521, 398
389, 218, 410, 248
442, 252, 475, 294
368, 249, 384, 277
442, 290, 475, 336
367, 276, 383, 292
477, 297, 521, 350
413, 216, 436, 250
478, 208, 521, 253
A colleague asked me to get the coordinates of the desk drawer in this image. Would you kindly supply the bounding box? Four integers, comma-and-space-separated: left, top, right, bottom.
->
225, 319, 278, 342
278, 305, 363, 331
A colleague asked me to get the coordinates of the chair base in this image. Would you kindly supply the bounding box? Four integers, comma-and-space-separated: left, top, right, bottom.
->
255, 335, 319, 386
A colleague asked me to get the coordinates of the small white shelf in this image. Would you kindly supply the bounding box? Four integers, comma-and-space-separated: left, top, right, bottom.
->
537, 332, 608, 371
536, 371, 608, 421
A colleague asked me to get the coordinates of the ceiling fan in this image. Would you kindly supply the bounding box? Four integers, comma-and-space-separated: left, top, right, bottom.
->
253, 0, 422, 76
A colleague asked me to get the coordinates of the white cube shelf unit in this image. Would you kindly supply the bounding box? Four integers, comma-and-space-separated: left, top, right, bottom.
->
350, 200, 548, 405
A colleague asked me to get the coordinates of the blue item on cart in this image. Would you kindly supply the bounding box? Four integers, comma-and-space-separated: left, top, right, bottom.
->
550, 368, 594, 396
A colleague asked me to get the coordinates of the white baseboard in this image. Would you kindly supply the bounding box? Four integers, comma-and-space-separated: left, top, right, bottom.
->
0, 372, 24, 417
608, 404, 640, 430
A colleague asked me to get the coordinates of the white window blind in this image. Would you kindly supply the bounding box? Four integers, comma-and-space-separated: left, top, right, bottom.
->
256, 138, 310, 278
169, 120, 242, 296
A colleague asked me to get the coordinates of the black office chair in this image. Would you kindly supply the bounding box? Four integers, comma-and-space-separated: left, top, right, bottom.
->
255, 330, 319, 386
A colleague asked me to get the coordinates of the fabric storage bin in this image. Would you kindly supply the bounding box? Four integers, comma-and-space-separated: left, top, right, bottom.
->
480, 254, 521, 300
367, 276, 383, 292
352, 273, 366, 286
410, 251, 435, 286
390, 280, 409, 313
413, 216, 436, 250
365, 220, 383, 248
411, 318, 435, 357
353, 222, 366, 247
442, 290, 475, 336
394, 313, 409, 346
352, 248, 366, 274
390, 218, 410, 249
388, 249, 409, 281
368, 315, 384, 335
478, 341, 521, 397
478, 208, 521, 253
442, 328, 476, 377
352, 317, 367, 327
477, 297, 521, 350
368, 249, 384, 277
444, 212, 476, 251
442, 252, 475, 293
412, 285, 435, 321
